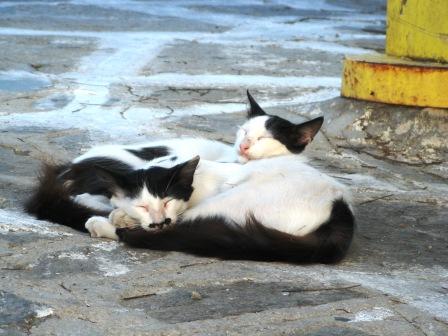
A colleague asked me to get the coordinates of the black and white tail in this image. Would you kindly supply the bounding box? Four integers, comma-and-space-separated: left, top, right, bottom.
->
24, 164, 108, 232
117, 199, 355, 264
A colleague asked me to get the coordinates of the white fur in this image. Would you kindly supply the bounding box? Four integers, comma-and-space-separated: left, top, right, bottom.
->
183, 156, 350, 236
234, 116, 289, 163
110, 187, 189, 229
189, 160, 242, 206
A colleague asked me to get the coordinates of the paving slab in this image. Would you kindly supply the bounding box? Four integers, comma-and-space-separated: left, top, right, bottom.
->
0, 0, 447, 335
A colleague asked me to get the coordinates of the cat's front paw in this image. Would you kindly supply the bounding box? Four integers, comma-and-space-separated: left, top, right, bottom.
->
85, 216, 118, 240
109, 209, 140, 229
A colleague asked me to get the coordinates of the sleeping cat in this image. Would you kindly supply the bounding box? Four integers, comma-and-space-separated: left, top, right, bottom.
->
107, 154, 355, 264
24, 147, 236, 233
235, 91, 323, 163
25, 91, 323, 233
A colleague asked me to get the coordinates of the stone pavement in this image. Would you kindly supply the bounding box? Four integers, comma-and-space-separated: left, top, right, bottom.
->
0, 1, 447, 335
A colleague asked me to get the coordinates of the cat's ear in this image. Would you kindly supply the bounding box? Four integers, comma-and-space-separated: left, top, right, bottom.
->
171, 156, 200, 188
292, 117, 324, 146
246, 90, 266, 118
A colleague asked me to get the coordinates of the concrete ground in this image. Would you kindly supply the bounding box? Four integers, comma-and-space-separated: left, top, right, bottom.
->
0, 0, 447, 335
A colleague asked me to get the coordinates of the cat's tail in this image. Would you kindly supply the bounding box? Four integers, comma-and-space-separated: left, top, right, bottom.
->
24, 164, 109, 232
117, 199, 355, 264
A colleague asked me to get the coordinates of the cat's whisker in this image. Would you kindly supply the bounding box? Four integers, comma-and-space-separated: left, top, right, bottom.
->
163, 168, 177, 195
176, 210, 187, 217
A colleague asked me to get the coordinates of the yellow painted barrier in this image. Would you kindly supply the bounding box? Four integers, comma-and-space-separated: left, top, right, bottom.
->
341, 0, 448, 107
341, 54, 448, 108
386, 0, 448, 63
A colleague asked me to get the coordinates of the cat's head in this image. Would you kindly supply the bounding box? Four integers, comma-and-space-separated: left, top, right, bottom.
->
234, 91, 324, 163
97, 156, 200, 229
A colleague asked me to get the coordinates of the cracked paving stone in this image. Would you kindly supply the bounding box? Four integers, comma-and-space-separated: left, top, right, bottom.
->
122, 281, 367, 323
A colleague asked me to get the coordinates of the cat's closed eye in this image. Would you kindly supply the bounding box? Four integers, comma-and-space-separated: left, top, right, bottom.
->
137, 204, 150, 212
238, 126, 247, 135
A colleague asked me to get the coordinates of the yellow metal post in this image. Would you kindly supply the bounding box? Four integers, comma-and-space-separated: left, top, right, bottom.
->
386, 0, 448, 63
342, 55, 448, 108
341, 0, 448, 108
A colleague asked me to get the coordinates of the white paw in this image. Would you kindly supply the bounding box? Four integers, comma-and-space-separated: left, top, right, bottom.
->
85, 216, 118, 240
109, 209, 139, 228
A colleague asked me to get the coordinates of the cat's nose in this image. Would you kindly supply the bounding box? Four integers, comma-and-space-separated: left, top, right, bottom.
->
239, 142, 250, 154
149, 211, 164, 224
164, 218, 171, 225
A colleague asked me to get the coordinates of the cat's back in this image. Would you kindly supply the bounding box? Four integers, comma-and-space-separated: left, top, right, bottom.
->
244, 155, 347, 191
73, 144, 146, 168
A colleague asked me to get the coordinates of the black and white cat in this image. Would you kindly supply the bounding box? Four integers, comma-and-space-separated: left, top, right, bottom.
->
25, 91, 324, 234
235, 91, 323, 163
24, 143, 240, 233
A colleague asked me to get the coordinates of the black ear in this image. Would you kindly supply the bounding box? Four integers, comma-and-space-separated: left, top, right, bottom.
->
171, 156, 200, 188
293, 117, 324, 146
246, 90, 266, 118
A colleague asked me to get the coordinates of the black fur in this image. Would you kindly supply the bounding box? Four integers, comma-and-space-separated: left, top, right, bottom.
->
266, 116, 324, 154
126, 146, 170, 161
65, 155, 199, 199
117, 199, 355, 264
24, 164, 109, 232
63, 157, 136, 197
141, 156, 199, 201
247, 90, 266, 118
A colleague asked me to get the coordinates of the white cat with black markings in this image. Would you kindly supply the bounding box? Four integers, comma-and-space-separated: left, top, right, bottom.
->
24, 147, 237, 233
114, 153, 354, 264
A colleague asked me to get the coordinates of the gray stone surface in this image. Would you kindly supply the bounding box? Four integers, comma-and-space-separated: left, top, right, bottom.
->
122, 281, 367, 323
0, 35, 96, 74
0, 0, 447, 335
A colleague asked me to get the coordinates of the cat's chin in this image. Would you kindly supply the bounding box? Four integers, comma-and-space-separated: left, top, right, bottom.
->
237, 155, 249, 163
